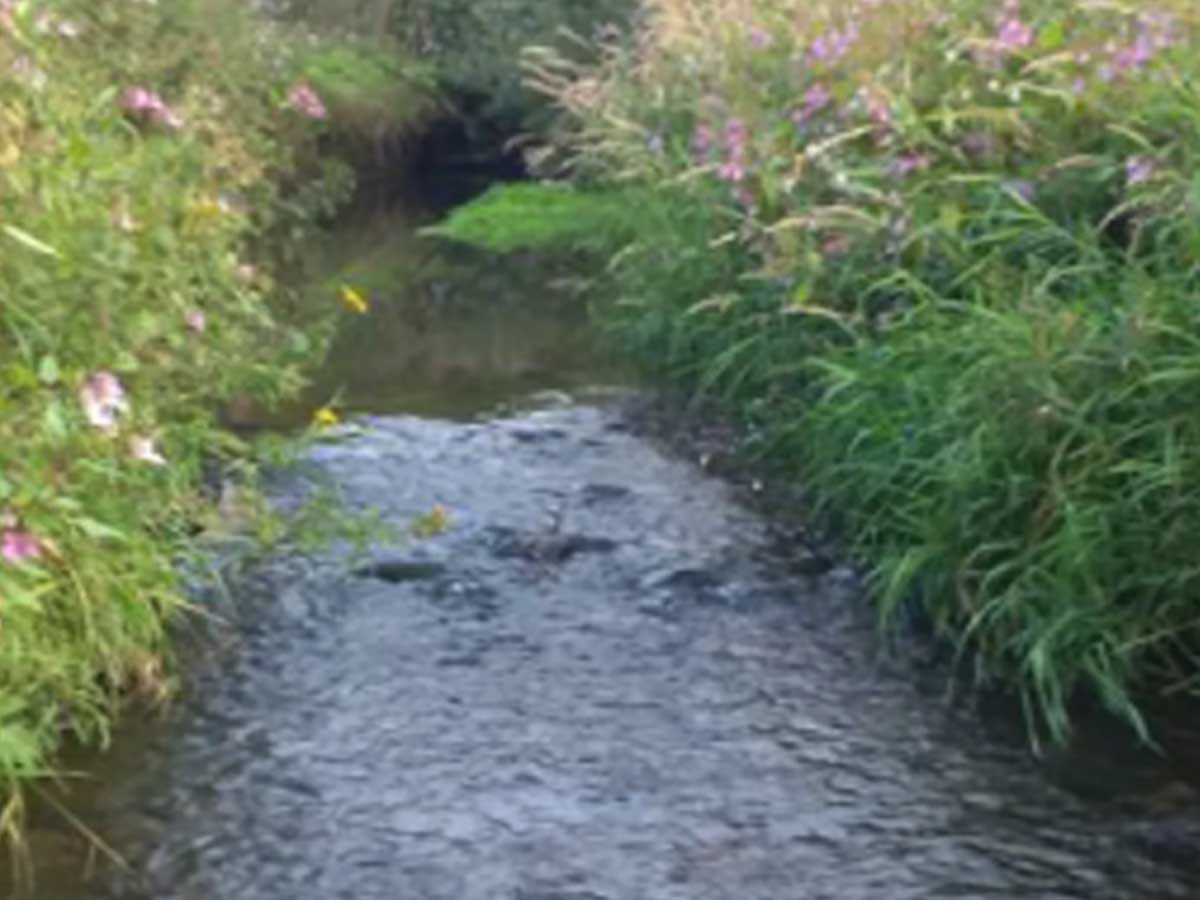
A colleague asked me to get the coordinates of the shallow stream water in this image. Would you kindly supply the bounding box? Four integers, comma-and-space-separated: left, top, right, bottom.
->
14, 192, 1200, 899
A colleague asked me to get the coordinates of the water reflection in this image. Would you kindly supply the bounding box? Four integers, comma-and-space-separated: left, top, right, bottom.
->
296, 194, 625, 421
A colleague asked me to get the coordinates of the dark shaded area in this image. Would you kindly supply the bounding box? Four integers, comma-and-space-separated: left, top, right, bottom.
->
353, 89, 529, 210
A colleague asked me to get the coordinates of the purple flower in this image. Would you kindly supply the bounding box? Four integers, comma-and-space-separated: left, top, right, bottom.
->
809, 26, 857, 64
1002, 178, 1037, 202
748, 28, 772, 49
889, 153, 931, 178
792, 83, 831, 124
724, 118, 748, 148
1112, 35, 1154, 75
692, 123, 714, 155
1125, 155, 1155, 186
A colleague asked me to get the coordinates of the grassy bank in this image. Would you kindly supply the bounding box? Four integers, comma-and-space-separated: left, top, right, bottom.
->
437, 0, 1200, 746
0, 0, 427, 854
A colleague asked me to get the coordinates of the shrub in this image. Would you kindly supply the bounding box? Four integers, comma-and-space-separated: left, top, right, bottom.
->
295, 35, 438, 159
0, 0, 374, 850
440, 0, 1200, 745
279, 0, 636, 125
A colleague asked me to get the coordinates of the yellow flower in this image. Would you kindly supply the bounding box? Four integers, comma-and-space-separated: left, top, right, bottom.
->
413, 503, 451, 538
339, 285, 369, 314
189, 195, 228, 220
312, 407, 339, 429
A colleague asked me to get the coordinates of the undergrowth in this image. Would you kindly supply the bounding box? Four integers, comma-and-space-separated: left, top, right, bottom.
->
436, 0, 1200, 748
0, 0, 418, 865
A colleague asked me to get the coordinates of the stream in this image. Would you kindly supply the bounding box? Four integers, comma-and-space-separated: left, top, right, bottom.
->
13, 188, 1200, 899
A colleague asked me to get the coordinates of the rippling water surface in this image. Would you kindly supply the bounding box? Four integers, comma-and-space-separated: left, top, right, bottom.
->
15, 194, 1200, 900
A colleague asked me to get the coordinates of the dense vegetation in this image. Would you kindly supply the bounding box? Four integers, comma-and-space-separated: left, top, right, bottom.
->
438, 0, 1200, 747
279, 0, 636, 126
0, 0, 428, 852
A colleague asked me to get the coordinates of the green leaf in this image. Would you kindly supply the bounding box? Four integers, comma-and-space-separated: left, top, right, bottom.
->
36, 355, 59, 386
3, 225, 61, 258
41, 400, 68, 441
1038, 21, 1065, 51
70, 516, 128, 542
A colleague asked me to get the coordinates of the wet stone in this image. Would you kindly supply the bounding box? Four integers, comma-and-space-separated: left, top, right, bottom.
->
353, 559, 448, 583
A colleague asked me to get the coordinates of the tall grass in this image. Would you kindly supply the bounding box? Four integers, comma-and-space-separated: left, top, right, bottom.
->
438, 0, 1200, 746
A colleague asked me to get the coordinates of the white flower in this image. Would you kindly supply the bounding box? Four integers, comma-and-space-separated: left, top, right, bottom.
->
79, 371, 129, 432
129, 435, 166, 466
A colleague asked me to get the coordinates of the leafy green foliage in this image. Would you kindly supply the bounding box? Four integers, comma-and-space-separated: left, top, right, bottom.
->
280, 0, 635, 124
297, 36, 438, 152
462, 0, 1200, 745
0, 0, 406, 853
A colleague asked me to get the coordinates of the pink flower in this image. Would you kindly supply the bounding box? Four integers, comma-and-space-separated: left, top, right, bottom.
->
889, 153, 931, 178
130, 435, 167, 466
288, 82, 327, 120
185, 310, 207, 334
724, 118, 747, 149
692, 123, 714, 156
79, 371, 129, 432
867, 94, 892, 129
997, 18, 1034, 53
821, 234, 852, 257
1112, 35, 1154, 75
2, 530, 43, 564
718, 161, 746, 183
121, 87, 183, 131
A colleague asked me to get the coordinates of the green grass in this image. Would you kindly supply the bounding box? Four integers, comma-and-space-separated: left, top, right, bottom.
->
435, 0, 1200, 748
